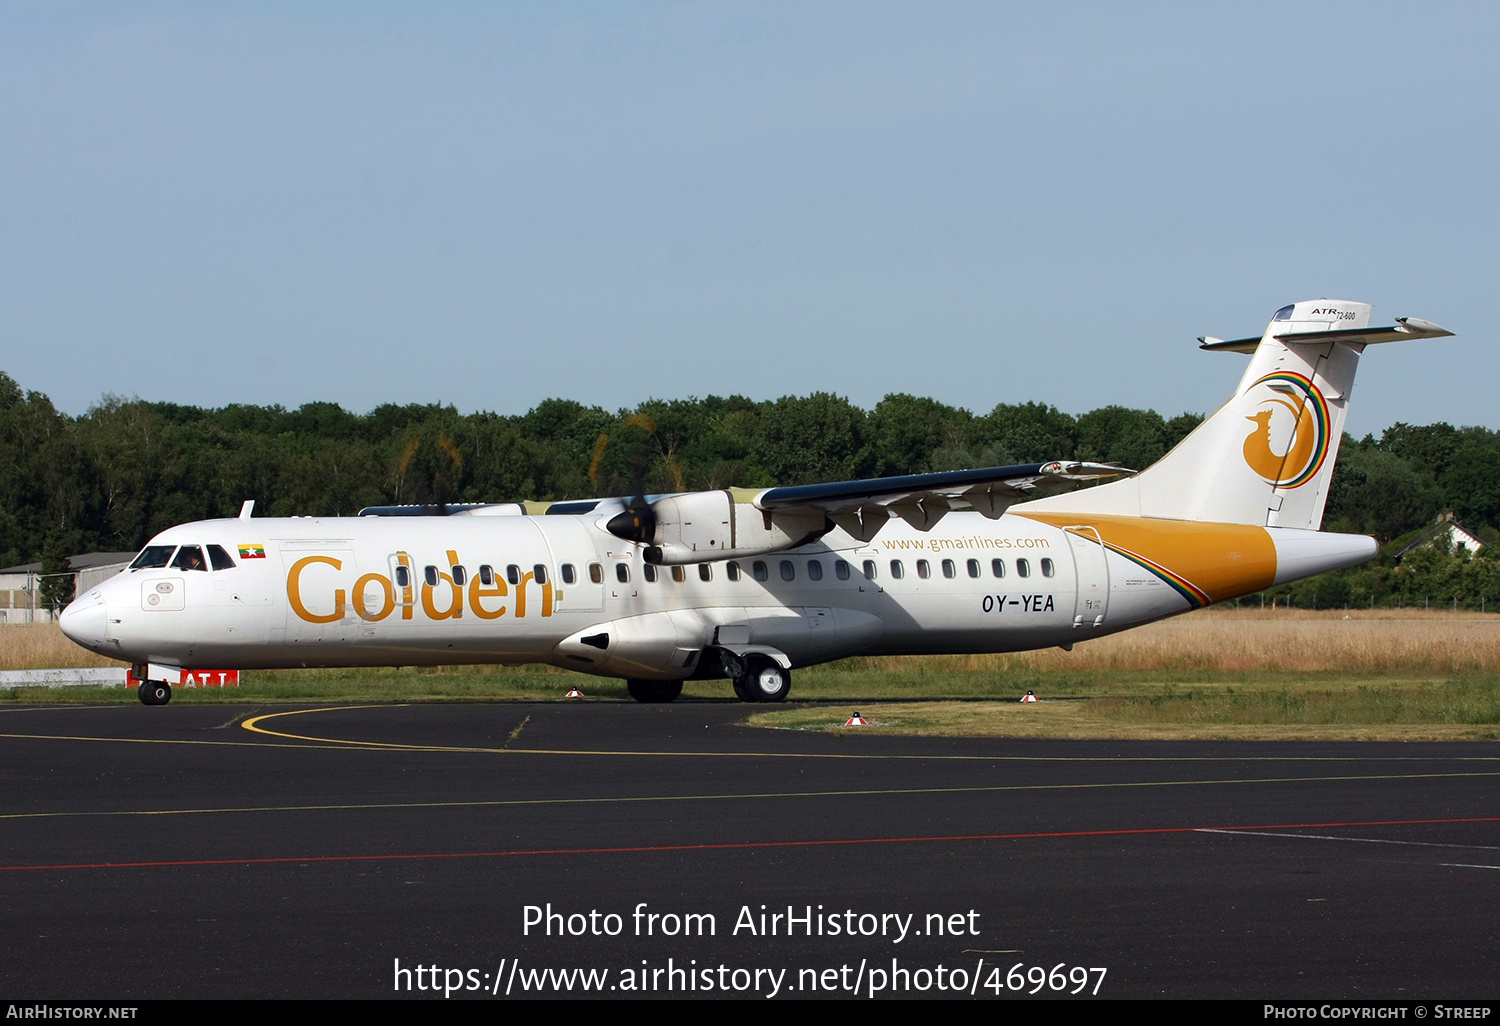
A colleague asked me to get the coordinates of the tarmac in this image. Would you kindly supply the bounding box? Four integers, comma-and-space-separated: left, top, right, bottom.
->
0, 700, 1497, 999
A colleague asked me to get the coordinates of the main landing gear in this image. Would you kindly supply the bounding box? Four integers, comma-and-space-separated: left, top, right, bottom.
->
626, 679, 683, 703
138, 680, 172, 706
730, 655, 790, 703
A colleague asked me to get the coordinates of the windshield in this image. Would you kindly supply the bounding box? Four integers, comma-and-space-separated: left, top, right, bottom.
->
130, 545, 176, 570
1272, 304, 1295, 321
170, 545, 208, 572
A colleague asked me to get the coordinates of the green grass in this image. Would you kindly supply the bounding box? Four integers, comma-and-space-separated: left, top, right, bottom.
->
6, 662, 1500, 742
746, 672, 1500, 740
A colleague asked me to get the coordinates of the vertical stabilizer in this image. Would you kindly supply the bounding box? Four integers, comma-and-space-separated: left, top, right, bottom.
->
1018, 300, 1453, 529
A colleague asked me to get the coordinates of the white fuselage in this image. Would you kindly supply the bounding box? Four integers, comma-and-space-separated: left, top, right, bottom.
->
60, 508, 1374, 682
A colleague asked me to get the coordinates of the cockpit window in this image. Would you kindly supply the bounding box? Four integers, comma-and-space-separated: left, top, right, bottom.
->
170, 545, 208, 572
207, 544, 236, 571
1272, 304, 1295, 321
130, 545, 176, 570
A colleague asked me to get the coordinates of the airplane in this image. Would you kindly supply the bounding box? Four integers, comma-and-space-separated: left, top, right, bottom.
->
59, 299, 1453, 706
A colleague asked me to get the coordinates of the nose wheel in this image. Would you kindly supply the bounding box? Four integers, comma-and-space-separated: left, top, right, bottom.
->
138, 680, 172, 705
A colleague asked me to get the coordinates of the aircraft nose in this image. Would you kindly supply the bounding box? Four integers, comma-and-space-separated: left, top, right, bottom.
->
59, 594, 108, 650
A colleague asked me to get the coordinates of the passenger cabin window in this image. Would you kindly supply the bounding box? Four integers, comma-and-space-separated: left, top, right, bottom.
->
506, 565, 520, 586
780, 560, 795, 582
753, 561, 769, 582
942, 559, 956, 579
991, 558, 1006, 578
698, 564, 712, 582
967, 559, 980, 578
807, 559, 822, 581
171, 546, 208, 572
424, 566, 439, 587
863, 560, 877, 580
726, 562, 741, 581
1041, 558, 1055, 578
130, 545, 176, 570
1016, 558, 1031, 578
452, 565, 467, 586
589, 563, 603, 584
615, 563, 630, 583
478, 565, 494, 587
643, 564, 658, 583
889, 560, 904, 580
916, 559, 930, 579
533, 564, 548, 585
835, 560, 850, 580
207, 544, 236, 571
395, 565, 412, 588
561, 563, 576, 585
671, 566, 685, 583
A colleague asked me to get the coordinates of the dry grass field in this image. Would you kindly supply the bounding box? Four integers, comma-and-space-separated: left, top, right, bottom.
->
0, 624, 130, 671
833, 607, 1500, 676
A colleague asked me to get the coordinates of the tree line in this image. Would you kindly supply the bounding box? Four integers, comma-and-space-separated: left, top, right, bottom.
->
3, 370, 1497, 609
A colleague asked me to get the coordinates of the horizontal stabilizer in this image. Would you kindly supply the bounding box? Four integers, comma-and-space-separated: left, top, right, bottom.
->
1200, 316, 1453, 354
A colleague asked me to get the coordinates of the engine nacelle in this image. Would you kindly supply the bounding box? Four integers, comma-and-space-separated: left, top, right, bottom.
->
644, 490, 827, 565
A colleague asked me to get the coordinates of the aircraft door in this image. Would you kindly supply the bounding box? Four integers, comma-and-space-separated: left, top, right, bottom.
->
280, 542, 358, 646
1065, 526, 1109, 630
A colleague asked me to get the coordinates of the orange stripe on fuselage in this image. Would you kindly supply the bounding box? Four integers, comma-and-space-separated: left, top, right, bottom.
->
1015, 512, 1277, 604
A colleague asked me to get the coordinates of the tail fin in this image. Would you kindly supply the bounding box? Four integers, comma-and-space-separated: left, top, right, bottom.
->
1020, 300, 1453, 529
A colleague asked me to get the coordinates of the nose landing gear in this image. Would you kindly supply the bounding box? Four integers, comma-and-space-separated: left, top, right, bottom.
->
138, 680, 172, 705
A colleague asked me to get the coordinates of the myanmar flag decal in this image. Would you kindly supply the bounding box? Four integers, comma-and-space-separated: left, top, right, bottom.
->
238, 544, 266, 559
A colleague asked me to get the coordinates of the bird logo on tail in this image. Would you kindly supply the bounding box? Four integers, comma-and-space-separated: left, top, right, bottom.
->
1241, 372, 1331, 488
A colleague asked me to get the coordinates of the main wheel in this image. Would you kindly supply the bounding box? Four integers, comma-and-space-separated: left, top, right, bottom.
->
138, 680, 172, 706
626, 679, 683, 703
742, 656, 790, 703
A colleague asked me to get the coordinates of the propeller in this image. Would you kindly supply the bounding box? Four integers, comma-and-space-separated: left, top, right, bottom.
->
605, 454, 658, 544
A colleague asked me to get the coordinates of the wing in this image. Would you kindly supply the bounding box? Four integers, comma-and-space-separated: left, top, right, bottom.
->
751, 461, 1129, 542
357, 462, 1132, 563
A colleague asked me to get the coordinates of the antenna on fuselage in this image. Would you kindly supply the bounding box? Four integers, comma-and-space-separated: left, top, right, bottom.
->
239, 500, 255, 519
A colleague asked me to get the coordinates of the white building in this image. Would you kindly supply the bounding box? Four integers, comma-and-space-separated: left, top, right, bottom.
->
1393, 513, 1486, 562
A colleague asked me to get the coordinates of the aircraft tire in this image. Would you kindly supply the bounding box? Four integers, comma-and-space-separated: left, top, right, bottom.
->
626, 679, 683, 703
743, 657, 790, 703
138, 680, 172, 706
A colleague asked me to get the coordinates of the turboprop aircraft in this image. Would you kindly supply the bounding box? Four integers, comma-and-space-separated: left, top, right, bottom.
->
60, 300, 1452, 705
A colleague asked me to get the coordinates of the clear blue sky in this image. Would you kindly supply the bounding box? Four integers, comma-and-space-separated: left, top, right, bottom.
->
2, 1, 1495, 436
